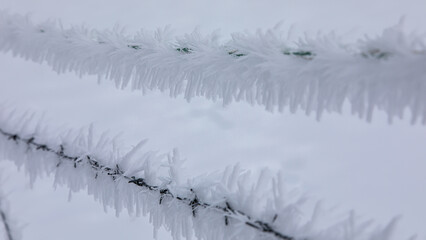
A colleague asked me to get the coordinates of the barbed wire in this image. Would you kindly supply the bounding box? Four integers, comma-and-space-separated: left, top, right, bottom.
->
0, 128, 294, 240
2, 12, 425, 124
0, 200, 13, 240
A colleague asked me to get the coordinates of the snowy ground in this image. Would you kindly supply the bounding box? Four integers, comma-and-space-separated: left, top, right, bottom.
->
1, 0, 426, 239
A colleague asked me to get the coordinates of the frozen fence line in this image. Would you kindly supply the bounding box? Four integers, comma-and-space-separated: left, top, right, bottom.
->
0, 111, 403, 240
1, 12, 426, 123
0, 125, 294, 240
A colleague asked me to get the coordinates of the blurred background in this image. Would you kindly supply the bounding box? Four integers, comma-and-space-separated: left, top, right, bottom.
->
0, 0, 426, 239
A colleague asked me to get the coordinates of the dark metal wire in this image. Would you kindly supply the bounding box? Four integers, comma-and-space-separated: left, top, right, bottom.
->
0, 128, 293, 240
0, 203, 13, 240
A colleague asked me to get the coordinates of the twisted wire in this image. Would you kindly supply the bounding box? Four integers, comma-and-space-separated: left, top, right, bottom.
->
0, 128, 293, 240
0, 199, 13, 240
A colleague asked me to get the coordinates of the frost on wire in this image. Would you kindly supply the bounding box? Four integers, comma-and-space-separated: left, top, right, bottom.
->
0, 12, 426, 123
0, 192, 18, 240
0, 110, 404, 240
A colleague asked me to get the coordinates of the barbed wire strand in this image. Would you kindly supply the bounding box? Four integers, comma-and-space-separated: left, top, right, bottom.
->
0, 128, 293, 240
0, 201, 13, 240
2, 12, 426, 124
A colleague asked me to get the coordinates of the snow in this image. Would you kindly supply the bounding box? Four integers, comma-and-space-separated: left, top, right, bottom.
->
0, 0, 426, 239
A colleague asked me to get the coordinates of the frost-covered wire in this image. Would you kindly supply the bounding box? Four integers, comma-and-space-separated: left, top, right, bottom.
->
1, 12, 426, 123
0, 202, 13, 240
0, 110, 405, 240
0, 124, 293, 240
0, 186, 17, 240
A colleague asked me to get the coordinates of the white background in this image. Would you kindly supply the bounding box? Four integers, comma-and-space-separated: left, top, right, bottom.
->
1, 0, 426, 239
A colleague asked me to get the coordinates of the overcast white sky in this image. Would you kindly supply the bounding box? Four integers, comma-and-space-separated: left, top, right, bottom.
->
1, 0, 426, 239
